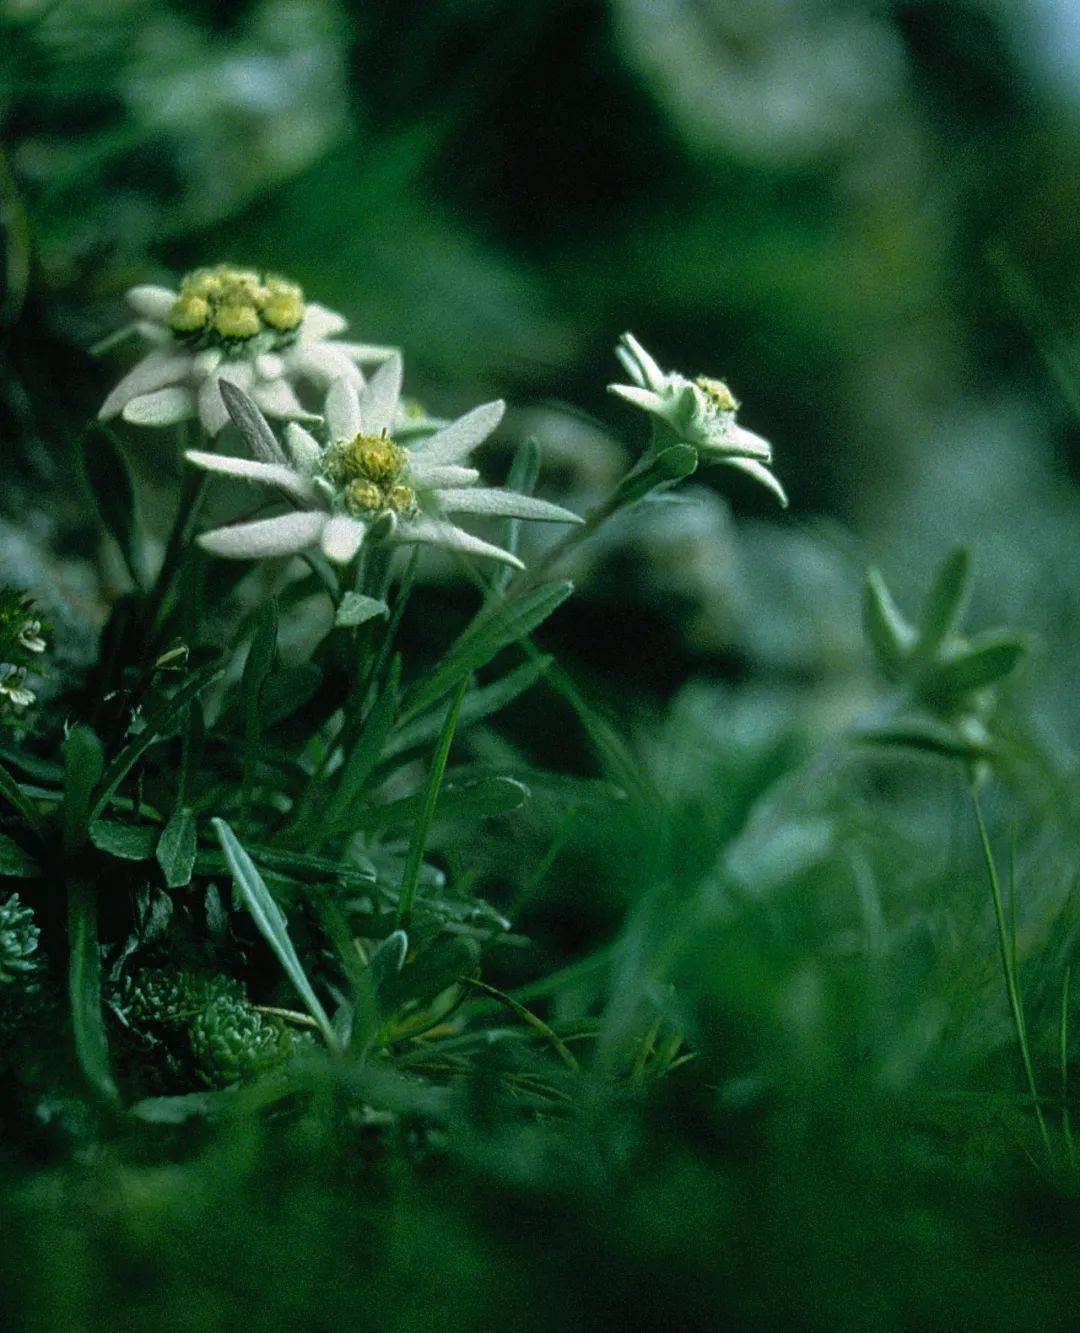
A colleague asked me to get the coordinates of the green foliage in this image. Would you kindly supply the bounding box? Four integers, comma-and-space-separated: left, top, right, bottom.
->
187, 994, 297, 1089
0, 892, 39, 987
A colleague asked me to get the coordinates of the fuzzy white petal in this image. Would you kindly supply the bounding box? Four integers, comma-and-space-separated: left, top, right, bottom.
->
395, 515, 524, 570
720, 423, 773, 463
198, 510, 327, 560
415, 400, 505, 465
433, 487, 582, 523
618, 333, 667, 393
122, 385, 196, 427
405, 460, 480, 488
255, 353, 285, 381
192, 348, 224, 377
720, 456, 789, 508
320, 514, 366, 564
285, 341, 363, 388
285, 423, 323, 474
358, 354, 403, 438
99, 349, 191, 419
334, 341, 399, 365
298, 303, 348, 342
252, 378, 317, 421
184, 450, 321, 506
325, 377, 362, 441
125, 285, 177, 322
607, 383, 662, 413
198, 376, 233, 435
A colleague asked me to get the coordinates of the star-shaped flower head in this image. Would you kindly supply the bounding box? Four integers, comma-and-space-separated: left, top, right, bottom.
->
98, 264, 397, 435
608, 332, 787, 507
186, 357, 582, 569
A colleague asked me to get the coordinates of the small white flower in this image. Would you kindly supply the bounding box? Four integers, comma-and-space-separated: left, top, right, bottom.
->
609, 332, 787, 507
186, 359, 582, 570
0, 665, 35, 709
98, 264, 397, 436
17, 620, 46, 654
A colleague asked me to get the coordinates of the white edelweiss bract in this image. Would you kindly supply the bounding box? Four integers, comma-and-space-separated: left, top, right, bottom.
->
186, 361, 582, 570
98, 264, 398, 435
609, 332, 787, 507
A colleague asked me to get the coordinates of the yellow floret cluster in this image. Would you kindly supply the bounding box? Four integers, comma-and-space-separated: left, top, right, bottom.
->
167, 265, 305, 347
694, 376, 739, 413
323, 433, 416, 517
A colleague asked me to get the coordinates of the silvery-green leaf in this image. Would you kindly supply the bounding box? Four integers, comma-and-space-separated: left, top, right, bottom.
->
863, 568, 915, 679
219, 379, 288, 464
916, 547, 972, 664
156, 807, 198, 888
89, 820, 157, 861
719, 454, 788, 507
921, 633, 1027, 703
335, 592, 389, 628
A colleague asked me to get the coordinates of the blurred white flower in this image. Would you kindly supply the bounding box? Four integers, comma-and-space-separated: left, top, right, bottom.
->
0, 665, 35, 710
187, 358, 582, 569
98, 264, 396, 435
609, 333, 787, 506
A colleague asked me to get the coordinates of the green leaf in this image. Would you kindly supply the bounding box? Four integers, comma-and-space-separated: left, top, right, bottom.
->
862, 568, 915, 679
195, 844, 375, 888
916, 547, 972, 663
262, 663, 323, 727
156, 807, 197, 888
218, 379, 287, 465
91, 659, 222, 823
853, 716, 993, 760
401, 581, 573, 722
495, 437, 541, 591
921, 634, 1028, 702
397, 680, 468, 929
63, 726, 105, 853
212, 818, 340, 1052
386, 656, 552, 759
318, 658, 401, 839
335, 592, 389, 628
363, 775, 529, 834
67, 878, 120, 1106
600, 444, 698, 516
241, 601, 278, 820
0, 758, 47, 840
82, 425, 143, 588
380, 935, 480, 1014
0, 832, 39, 877
89, 820, 156, 860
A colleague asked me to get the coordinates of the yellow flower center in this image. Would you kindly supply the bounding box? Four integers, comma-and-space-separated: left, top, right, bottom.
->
695, 376, 739, 413
324, 432, 415, 518
167, 266, 305, 349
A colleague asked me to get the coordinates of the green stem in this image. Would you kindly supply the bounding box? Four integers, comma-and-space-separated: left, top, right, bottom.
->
140, 433, 208, 648
970, 784, 1054, 1167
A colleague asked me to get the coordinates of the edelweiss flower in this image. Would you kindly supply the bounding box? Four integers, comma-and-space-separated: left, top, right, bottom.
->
186, 358, 582, 569
609, 332, 787, 506
0, 665, 34, 710
98, 264, 397, 435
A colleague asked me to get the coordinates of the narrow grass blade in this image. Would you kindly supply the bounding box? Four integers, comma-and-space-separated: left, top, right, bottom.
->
212, 817, 339, 1053
91, 659, 222, 822
0, 757, 48, 839
460, 975, 579, 1071
396, 680, 468, 930
400, 581, 572, 722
